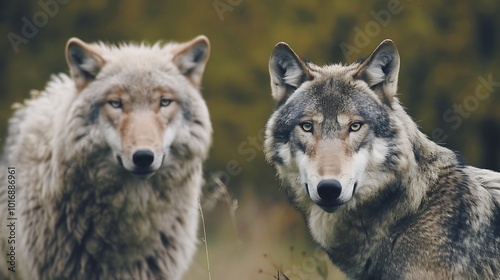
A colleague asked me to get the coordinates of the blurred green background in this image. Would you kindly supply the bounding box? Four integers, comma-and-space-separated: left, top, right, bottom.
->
1, 0, 499, 279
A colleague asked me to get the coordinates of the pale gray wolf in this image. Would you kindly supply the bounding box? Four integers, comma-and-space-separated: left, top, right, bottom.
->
0, 35, 212, 280
264, 39, 500, 279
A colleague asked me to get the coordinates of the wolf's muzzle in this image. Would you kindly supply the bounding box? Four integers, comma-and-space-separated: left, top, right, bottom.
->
318, 180, 342, 202
130, 149, 157, 178
317, 179, 342, 201
133, 150, 155, 168
314, 179, 344, 212
115, 149, 158, 178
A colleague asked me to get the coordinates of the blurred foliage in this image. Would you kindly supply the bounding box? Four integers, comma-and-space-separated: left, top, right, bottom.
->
1, 0, 499, 197
0, 1, 499, 279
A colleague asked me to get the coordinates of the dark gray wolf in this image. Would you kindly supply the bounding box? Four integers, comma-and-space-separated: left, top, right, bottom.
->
264, 39, 500, 279
0, 36, 212, 280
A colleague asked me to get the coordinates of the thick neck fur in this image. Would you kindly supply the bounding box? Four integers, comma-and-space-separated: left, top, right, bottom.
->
390, 99, 459, 210
57, 147, 200, 250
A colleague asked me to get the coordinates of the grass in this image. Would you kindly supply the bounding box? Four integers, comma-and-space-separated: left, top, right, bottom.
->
198, 197, 212, 280
188, 180, 346, 280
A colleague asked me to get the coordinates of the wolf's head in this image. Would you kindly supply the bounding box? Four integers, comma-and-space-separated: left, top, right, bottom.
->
265, 40, 411, 213
64, 36, 212, 179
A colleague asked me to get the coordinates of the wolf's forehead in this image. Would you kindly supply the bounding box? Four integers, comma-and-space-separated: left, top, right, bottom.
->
107, 56, 176, 74
309, 74, 356, 96
295, 75, 387, 122
100, 44, 175, 60
299, 77, 358, 111
99, 46, 177, 73
98, 55, 180, 89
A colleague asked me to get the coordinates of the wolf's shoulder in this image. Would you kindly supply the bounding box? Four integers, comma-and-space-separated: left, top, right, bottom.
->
4, 74, 76, 159
464, 166, 500, 204
425, 165, 499, 203
435, 165, 500, 205
13, 74, 75, 118
12, 73, 74, 111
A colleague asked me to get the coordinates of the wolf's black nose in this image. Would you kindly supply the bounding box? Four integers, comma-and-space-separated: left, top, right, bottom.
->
317, 180, 342, 201
133, 150, 155, 168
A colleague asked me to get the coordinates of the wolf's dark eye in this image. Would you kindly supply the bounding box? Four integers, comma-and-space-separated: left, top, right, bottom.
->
300, 122, 313, 133
108, 99, 122, 109
160, 97, 172, 107
349, 122, 363, 132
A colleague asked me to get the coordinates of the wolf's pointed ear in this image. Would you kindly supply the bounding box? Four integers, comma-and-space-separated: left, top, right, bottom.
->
173, 35, 210, 87
354, 39, 400, 103
269, 42, 312, 103
66, 38, 105, 91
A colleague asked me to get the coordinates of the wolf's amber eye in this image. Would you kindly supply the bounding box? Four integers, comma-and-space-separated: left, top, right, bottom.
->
160, 97, 172, 107
108, 99, 122, 109
300, 122, 313, 133
349, 122, 363, 132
